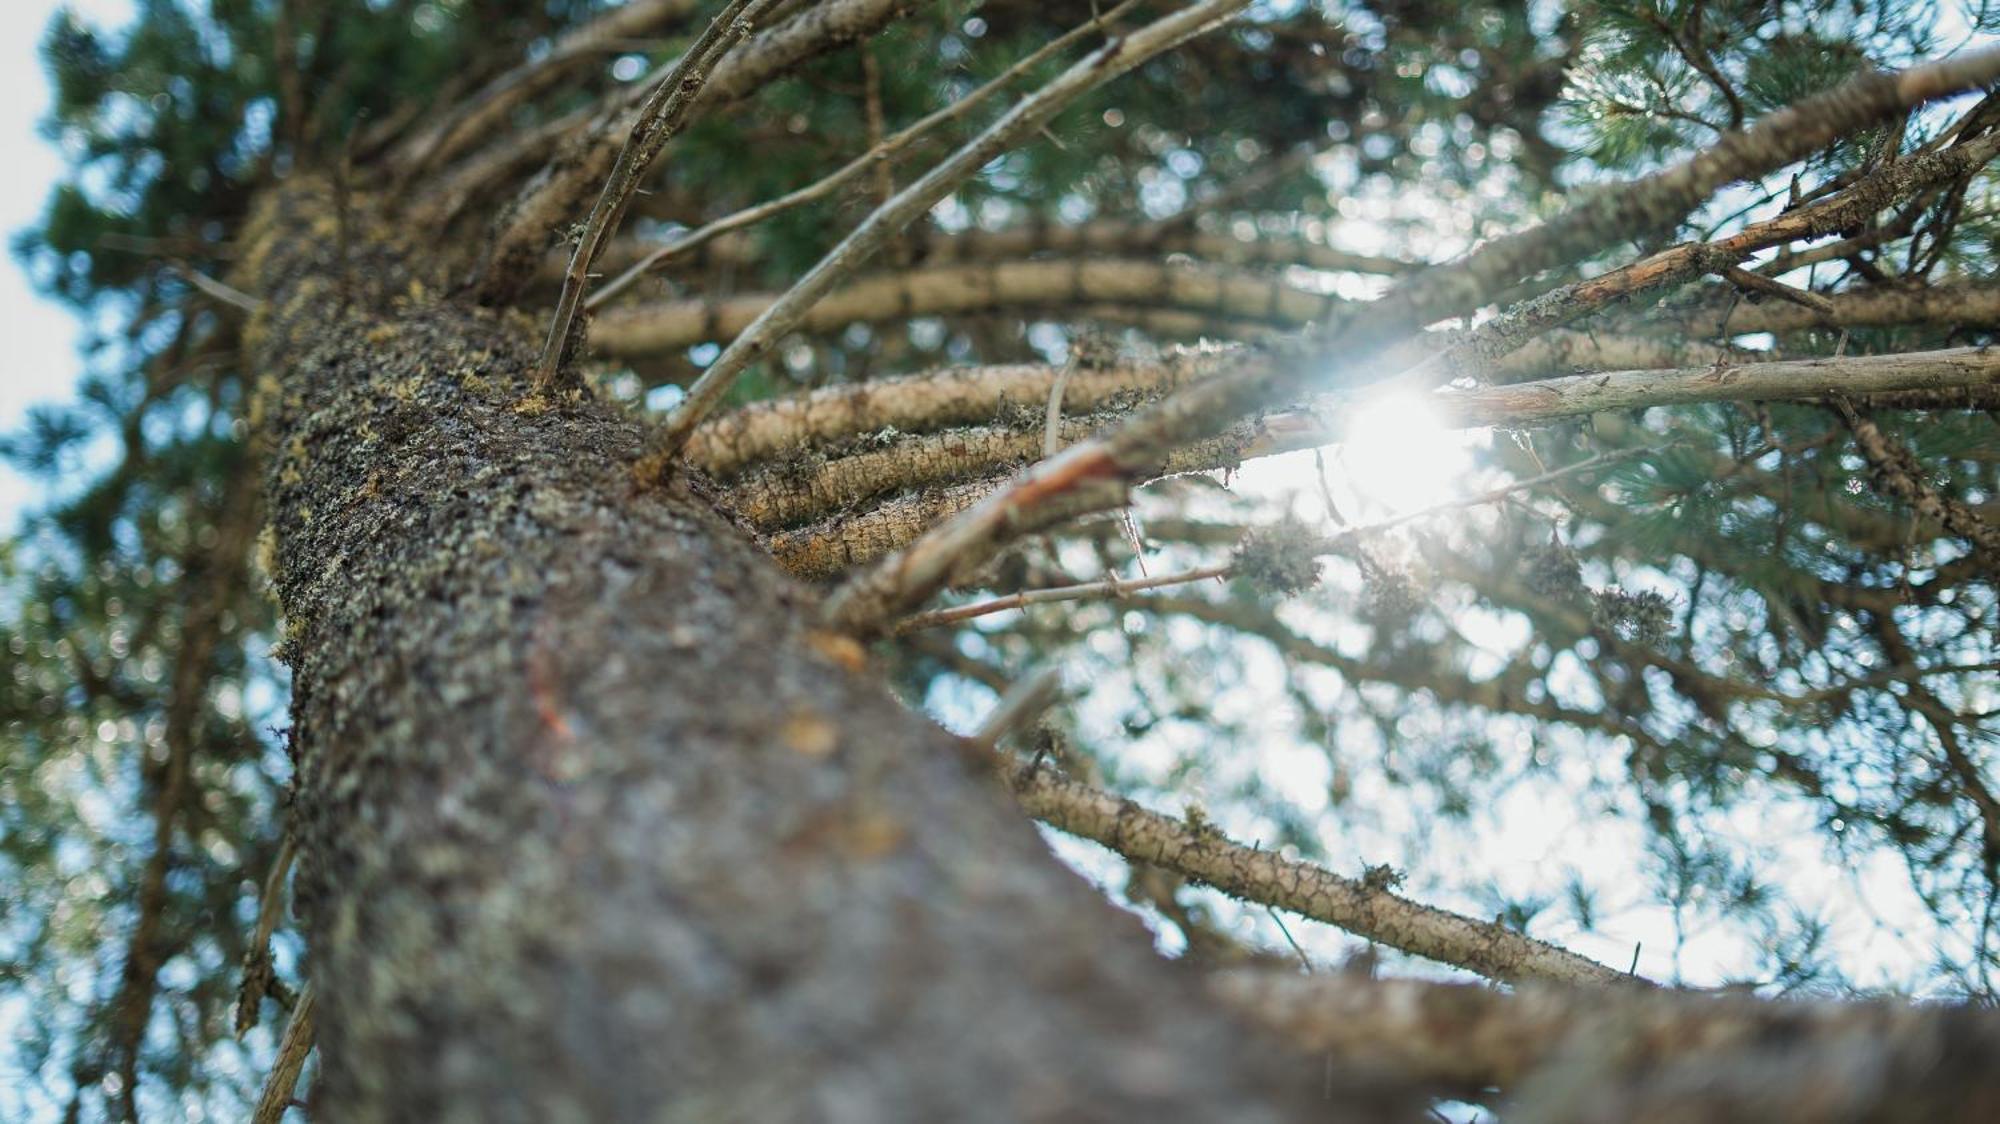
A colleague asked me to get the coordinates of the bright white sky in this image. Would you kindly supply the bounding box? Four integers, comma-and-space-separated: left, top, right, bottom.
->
0, 0, 135, 531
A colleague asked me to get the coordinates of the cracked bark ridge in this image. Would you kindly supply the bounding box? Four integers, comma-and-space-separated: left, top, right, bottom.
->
239, 182, 1401, 1122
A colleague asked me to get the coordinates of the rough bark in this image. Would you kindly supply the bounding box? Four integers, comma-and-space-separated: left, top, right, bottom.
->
240, 182, 1392, 1122
1211, 969, 2000, 1122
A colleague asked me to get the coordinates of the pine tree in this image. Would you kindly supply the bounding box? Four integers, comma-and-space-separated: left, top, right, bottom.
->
6, 1, 2000, 1120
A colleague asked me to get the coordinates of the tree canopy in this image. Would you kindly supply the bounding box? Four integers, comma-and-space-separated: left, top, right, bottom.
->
6, 0, 2000, 1120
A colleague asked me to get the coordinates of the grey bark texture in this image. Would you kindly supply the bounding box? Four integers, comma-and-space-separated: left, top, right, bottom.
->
241, 183, 1396, 1122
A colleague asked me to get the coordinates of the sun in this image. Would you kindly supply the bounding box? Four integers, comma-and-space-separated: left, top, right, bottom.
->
1335, 390, 1480, 513
1238, 389, 1480, 518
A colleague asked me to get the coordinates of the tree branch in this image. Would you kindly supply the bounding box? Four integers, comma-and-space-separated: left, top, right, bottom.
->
690, 350, 1227, 477
1209, 968, 2000, 1116
892, 447, 1652, 631
453, 0, 911, 290
1665, 280, 2000, 338
250, 982, 316, 1124
531, 0, 773, 384
892, 219, 1416, 276
235, 833, 297, 1036
810, 346, 1999, 611
591, 257, 1340, 357
1011, 765, 1640, 986
1832, 393, 2000, 565
1419, 346, 2000, 429
586, 0, 1146, 308
693, 329, 1749, 479
1395, 130, 2000, 388
390, 0, 702, 180
585, 213, 1413, 299
639, 0, 1257, 474
815, 46, 2000, 633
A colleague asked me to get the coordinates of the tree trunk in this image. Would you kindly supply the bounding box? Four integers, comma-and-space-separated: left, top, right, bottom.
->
243, 182, 1378, 1121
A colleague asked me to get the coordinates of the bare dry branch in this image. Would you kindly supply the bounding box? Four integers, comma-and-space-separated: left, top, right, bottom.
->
1420, 346, 2000, 429
234, 833, 296, 1036
899, 562, 1233, 632
892, 447, 1650, 630
1834, 395, 2000, 564
690, 352, 1222, 478
1209, 968, 2000, 1117
1012, 765, 1639, 986
592, 257, 1339, 357
173, 263, 262, 313
587, 0, 1145, 308
816, 343, 2000, 621
532, 0, 774, 385
391, 0, 702, 179
694, 330, 1747, 480
580, 215, 1412, 288
1397, 131, 2000, 388
817, 47, 2000, 634
1721, 263, 1838, 316
250, 982, 316, 1124
454, 0, 911, 290
894, 220, 1415, 276
640, 0, 1258, 475
970, 666, 1065, 749
765, 347, 2000, 579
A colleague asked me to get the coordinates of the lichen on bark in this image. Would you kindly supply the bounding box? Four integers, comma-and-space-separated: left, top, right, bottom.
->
239, 181, 1389, 1121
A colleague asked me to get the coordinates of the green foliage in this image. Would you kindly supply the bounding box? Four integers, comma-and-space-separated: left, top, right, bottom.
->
10, 0, 2000, 1116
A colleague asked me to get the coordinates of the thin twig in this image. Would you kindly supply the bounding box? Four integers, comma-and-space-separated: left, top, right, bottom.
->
173, 264, 262, 313
817, 47, 2000, 635
1043, 355, 1079, 459
250, 981, 316, 1124
638, 0, 1255, 478
391, 0, 701, 180
971, 666, 1066, 749
588, 0, 1143, 310
860, 41, 897, 214
901, 563, 1233, 632
1721, 263, 1837, 317
894, 446, 1656, 632
535, 0, 773, 387
1265, 906, 1315, 972
235, 833, 297, 1036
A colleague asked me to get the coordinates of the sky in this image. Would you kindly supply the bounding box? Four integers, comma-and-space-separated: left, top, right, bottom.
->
0, 0, 136, 531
